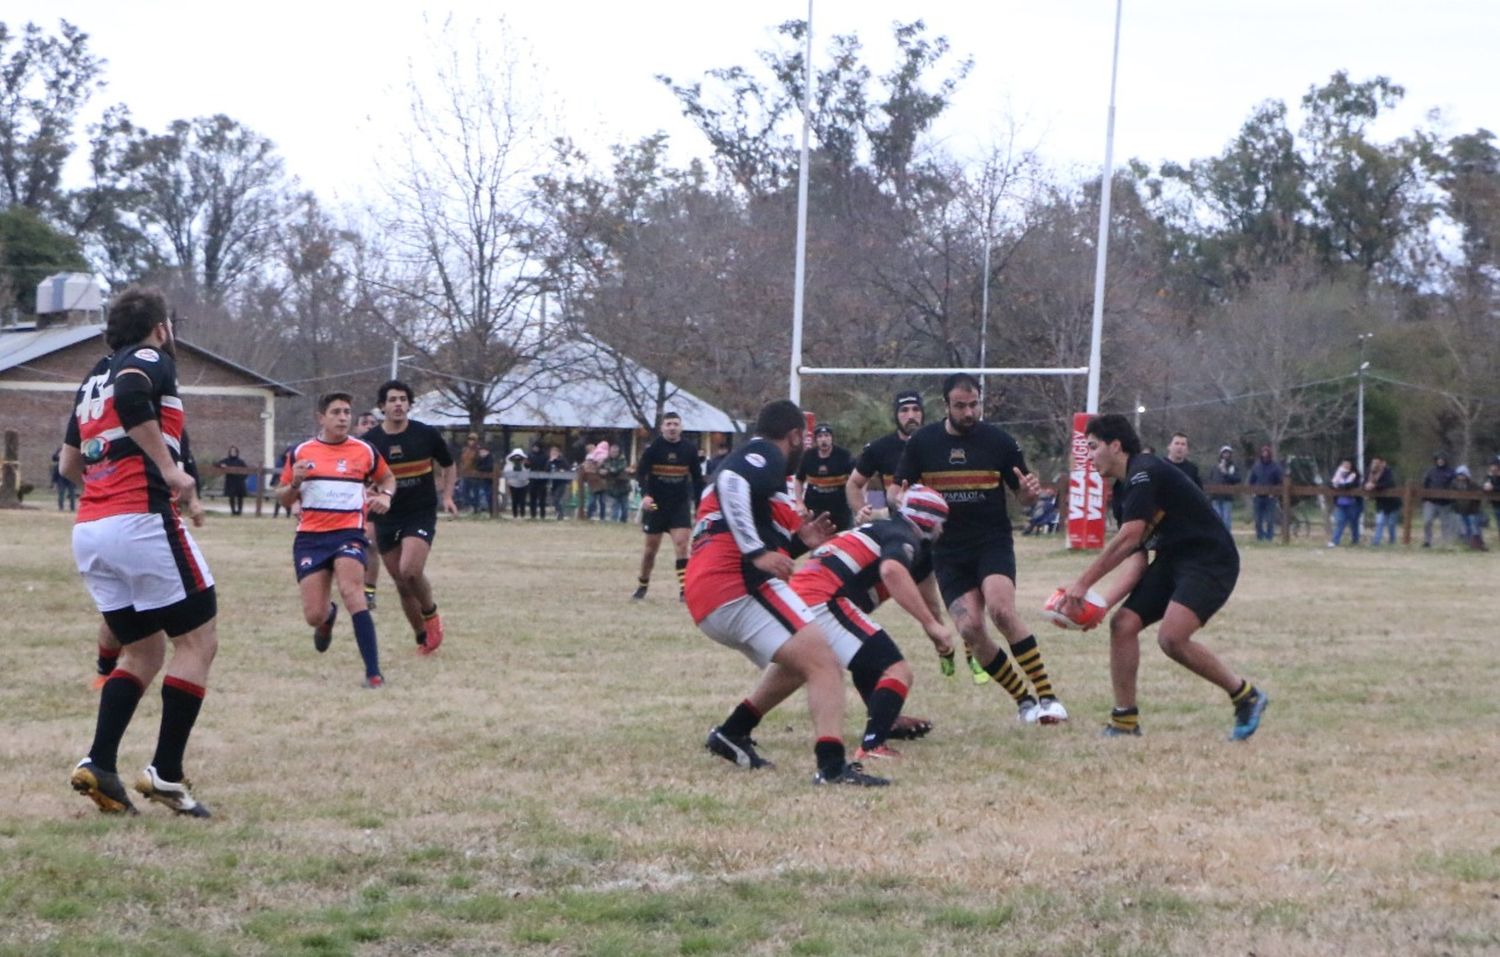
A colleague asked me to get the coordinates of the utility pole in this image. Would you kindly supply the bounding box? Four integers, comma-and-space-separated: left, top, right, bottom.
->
1356, 333, 1373, 475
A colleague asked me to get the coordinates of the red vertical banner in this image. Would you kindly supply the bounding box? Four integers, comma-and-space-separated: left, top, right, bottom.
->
1067, 412, 1107, 549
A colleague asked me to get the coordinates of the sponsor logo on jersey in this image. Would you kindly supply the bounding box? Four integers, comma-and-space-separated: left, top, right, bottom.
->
135, 348, 159, 362
1130, 471, 1151, 486
389, 444, 403, 458
82, 436, 110, 463
745, 453, 767, 468
336, 458, 348, 473
948, 448, 967, 464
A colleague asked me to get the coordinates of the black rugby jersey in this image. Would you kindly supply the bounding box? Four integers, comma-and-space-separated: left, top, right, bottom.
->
796, 445, 856, 510
636, 437, 705, 506
895, 421, 1027, 549
854, 431, 909, 486
361, 420, 453, 520
1112, 453, 1236, 559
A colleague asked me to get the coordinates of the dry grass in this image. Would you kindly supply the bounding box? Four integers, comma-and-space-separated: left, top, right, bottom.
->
1, 507, 1497, 957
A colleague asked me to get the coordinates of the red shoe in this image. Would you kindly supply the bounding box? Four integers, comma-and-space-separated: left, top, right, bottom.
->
418, 612, 444, 655
91, 674, 108, 691
854, 744, 902, 761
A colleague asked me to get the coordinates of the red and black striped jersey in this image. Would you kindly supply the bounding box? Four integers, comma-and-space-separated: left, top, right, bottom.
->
65, 344, 184, 521
789, 518, 933, 612
684, 438, 805, 622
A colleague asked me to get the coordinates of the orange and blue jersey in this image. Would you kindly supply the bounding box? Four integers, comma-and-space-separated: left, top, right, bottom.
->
281, 436, 391, 534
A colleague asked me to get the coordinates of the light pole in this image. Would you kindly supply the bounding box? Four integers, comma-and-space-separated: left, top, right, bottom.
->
1356, 333, 1373, 474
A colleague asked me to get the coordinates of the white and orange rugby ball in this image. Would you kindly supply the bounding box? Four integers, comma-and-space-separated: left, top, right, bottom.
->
1042, 588, 1109, 631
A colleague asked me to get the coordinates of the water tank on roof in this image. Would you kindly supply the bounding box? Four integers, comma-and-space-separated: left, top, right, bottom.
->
35, 273, 108, 315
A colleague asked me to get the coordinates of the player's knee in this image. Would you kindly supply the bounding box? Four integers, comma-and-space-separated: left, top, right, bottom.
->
887, 658, 914, 688
1109, 611, 1139, 641
1156, 631, 1189, 660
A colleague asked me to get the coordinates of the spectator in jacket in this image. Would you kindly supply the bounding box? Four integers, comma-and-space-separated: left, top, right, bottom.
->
504, 449, 529, 519
51, 446, 78, 511
582, 441, 610, 520
600, 444, 632, 523
1421, 452, 1456, 547
215, 446, 249, 516
526, 442, 549, 519
1365, 456, 1401, 546
1328, 458, 1362, 547
471, 443, 495, 515
1165, 431, 1202, 487
545, 445, 571, 520
1452, 466, 1486, 550
1206, 445, 1240, 530
1483, 456, 1500, 534
1247, 446, 1284, 541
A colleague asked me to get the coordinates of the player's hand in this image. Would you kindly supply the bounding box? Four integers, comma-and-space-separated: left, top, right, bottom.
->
290, 459, 316, 487
367, 488, 392, 515
163, 464, 197, 500
1059, 581, 1091, 619
855, 504, 874, 525
1014, 467, 1041, 500
798, 511, 836, 548
441, 495, 458, 515
923, 621, 955, 657
185, 494, 206, 527
751, 551, 795, 580
640, 496, 656, 512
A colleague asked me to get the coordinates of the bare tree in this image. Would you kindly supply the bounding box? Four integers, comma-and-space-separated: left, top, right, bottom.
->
362, 16, 556, 431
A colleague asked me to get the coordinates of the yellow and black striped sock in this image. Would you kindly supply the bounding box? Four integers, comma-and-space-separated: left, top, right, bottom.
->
675, 558, 688, 592
1109, 707, 1139, 732
1010, 634, 1054, 699
1229, 680, 1256, 704
982, 649, 1029, 701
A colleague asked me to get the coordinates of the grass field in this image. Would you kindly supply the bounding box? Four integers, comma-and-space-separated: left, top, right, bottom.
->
2, 507, 1497, 957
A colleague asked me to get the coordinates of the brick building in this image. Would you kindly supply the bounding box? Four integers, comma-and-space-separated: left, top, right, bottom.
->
0, 322, 299, 493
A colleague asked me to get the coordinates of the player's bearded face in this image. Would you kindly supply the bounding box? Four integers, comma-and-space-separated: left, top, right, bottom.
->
785, 433, 805, 474
897, 404, 923, 435
816, 434, 831, 453
946, 389, 981, 433
157, 319, 177, 358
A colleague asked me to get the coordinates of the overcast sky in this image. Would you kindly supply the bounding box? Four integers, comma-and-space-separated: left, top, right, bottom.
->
17, 1, 1499, 204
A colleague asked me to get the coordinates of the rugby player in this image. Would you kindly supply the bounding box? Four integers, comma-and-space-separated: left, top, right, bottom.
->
846, 389, 924, 523
632, 411, 704, 601
795, 424, 855, 531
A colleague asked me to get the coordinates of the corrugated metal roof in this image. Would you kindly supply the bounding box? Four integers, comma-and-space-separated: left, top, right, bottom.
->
410, 335, 741, 432
0, 323, 302, 396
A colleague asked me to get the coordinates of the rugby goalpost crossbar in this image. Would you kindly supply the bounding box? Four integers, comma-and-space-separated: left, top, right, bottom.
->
798, 366, 1089, 378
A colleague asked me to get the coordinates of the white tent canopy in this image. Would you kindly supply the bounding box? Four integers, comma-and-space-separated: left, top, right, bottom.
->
409, 336, 740, 433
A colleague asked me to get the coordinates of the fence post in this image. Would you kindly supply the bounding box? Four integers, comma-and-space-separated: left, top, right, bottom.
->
1280, 474, 1292, 544
0, 430, 19, 508
1401, 482, 1415, 545
255, 465, 267, 517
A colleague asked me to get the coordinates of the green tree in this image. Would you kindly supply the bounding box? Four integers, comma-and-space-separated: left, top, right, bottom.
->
0, 19, 104, 213
0, 204, 86, 314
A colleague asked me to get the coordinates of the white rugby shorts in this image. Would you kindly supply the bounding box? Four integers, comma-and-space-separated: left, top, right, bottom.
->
810, 598, 884, 667
73, 512, 214, 612
697, 578, 817, 668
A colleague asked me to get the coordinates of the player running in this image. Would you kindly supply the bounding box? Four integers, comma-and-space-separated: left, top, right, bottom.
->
846, 389, 924, 522
795, 424, 856, 531
276, 392, 395, 688
1060, 414, 1268, 740
354, 410, 382, 610
361, 380, 457, 654
788, 485, 954, 760
632, 411, 704, 601
686, 399, 886, 786
60, 287, 217, 817
895, 373, 1068, 725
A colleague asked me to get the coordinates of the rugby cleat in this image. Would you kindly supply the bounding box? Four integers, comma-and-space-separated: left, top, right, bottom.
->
705, 727, 773, 769
938, 651, 956, 677
313, 603, 336, 653
135, 765, 211, 817
1230, 689, 1269, 741
1017, 696, 1042, 725
885, 715, 934, 741
418, 612, 444, 655
854, 744, 901, 761
967, 654, 990, 685
363, 674, 385, 689
631, 584, 648, 601
1101, 723, 1142, 738
1037, 696, 1070, 725
71, 759, 137, 815
813, 761, 890, 787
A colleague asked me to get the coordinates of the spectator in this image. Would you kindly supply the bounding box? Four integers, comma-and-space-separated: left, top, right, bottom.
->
526, 442, 549, 519
1247, 445, 1285, 542
503, 449, 529, 519
1452, 466, 1486, 551
1328, 458, 1362, 547
273, 443, 297, 518
582, 441, 610, 520
51, 446, 78, 511
545, 445, 571, 519
1022, 488, 1059, 536
1206, 445, 1240, 530
1421, 452, 1456, 547
1483, 456, 1500, 534
1165, 431, 1203, 487
1365, 455, 1401, 546
457, 434, 482, 512
215, 446, 249, 516
601, 443, 632, 523
471, 442, 495, 515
